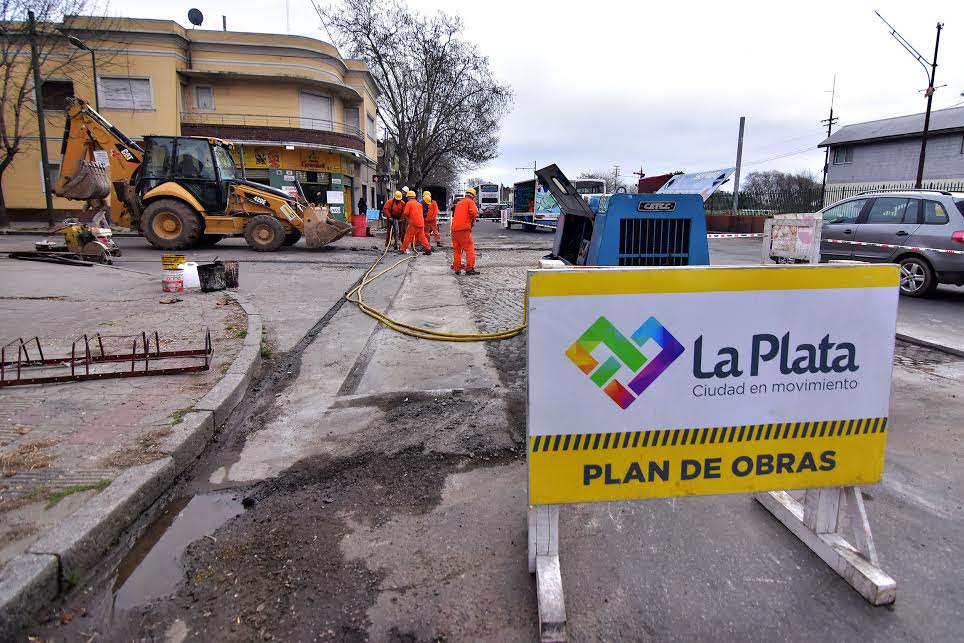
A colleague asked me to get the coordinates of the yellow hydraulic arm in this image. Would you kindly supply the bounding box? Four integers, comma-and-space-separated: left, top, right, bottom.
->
53, 97, 145, 228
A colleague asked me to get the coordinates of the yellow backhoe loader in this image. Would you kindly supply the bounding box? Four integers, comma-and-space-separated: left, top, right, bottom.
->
52, 97, 351, 251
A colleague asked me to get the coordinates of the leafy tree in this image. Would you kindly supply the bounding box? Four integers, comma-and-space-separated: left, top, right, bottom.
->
318, 0, 513, 188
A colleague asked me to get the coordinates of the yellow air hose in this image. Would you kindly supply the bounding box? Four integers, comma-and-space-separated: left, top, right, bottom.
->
343, 227, 527, 342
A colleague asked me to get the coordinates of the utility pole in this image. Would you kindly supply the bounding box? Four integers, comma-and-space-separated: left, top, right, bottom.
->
613, 165, 620, 192
731, 116, 745, 215
820, 76, 839, 208
876, 13, 944, 189
29, 10, 54, 227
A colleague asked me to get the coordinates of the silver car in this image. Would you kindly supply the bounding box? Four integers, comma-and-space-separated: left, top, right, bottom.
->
820, 190, 964, 297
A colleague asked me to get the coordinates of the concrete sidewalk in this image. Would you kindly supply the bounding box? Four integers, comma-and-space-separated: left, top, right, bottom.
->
0, 256, 261, 636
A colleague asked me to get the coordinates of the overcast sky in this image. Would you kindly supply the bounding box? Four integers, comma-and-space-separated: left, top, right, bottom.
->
141, 0, 962, 186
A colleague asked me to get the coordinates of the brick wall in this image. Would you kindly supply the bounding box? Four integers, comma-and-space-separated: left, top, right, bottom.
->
180, 123, 365, 153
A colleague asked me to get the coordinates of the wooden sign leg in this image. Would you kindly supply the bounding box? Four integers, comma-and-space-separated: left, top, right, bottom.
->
528, 504, 567, 642
756, 487, 896, 605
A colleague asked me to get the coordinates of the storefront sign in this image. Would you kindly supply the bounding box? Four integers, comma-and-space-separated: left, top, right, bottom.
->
526, 264, 898, 505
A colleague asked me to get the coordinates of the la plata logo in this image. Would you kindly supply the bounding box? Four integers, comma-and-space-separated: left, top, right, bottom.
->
566, 316, 684, 409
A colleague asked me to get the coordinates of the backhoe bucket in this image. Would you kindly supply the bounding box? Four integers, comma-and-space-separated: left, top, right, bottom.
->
56, 161, 111, 201
303, 206, 352, 249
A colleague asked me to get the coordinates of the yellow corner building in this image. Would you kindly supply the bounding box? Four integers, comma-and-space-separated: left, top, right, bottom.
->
5, 15, 381, 220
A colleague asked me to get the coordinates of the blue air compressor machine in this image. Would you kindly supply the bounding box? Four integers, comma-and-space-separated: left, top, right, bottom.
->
536, 165, 733, 267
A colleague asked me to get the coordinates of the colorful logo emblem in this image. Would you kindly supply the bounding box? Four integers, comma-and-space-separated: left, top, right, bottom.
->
566, 316, 684, 409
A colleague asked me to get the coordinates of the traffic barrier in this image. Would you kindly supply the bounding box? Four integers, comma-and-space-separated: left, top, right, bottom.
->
708, 232, 765, 238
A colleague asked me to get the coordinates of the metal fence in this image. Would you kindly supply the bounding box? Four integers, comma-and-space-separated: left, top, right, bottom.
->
705, 181, 964, 216
180, 112, 363, 138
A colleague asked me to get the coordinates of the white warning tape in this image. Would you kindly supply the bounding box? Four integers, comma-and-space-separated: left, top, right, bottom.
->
506, 218, 558, 229
825, 239, 964, 255
707, 233, 765, 238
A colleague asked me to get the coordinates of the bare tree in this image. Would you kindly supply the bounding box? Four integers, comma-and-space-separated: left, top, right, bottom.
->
0, 0, 108, 226
317, 0, 513, 188
578, 169, 628, 193
741, 170, 819, 193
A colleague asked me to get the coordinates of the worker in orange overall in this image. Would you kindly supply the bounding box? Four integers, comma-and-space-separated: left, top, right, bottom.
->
452, 187, 479, 275
423, 190, 441, 247
400, 190, 433, 255
382, 191, 406, 250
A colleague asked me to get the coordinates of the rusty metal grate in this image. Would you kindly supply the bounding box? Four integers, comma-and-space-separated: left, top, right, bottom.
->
0, 330, 213, 388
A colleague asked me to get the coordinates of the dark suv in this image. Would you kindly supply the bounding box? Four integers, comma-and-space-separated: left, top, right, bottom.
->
820, 190, 964, 297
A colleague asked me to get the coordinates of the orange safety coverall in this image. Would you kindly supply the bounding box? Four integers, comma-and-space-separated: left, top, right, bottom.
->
425, 201, 441, 242
451, 197, 478, 272
400, 199, 431, 252
382, 199, 405, 247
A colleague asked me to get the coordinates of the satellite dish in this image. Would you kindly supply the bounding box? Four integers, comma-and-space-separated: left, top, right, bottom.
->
188, 8, 204, 27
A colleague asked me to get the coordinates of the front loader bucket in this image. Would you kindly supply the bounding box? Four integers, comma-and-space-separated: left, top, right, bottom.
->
304, 206, 352, 249
56, 161, 110, 201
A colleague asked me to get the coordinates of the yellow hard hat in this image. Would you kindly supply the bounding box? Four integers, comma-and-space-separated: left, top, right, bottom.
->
422, 190, 431, 199
465, 187, 477, 197
394, 191, 402, 199
424, 195, 432, 204
406, 190, 416, 198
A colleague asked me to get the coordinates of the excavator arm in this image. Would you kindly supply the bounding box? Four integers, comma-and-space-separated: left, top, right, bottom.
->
53, 97, 145, 228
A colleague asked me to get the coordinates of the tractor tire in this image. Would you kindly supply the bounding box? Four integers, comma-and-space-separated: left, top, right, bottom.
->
141, 199, 204, 250
282, 228, 302, 246
197, 234, 225, 247
244, 215, 286, 252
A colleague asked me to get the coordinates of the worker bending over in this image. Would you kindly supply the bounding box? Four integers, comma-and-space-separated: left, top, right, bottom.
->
400, 190, 433, 255
382, 191, 405, 250
452, 188, 479, 275
423, 190, 441, 247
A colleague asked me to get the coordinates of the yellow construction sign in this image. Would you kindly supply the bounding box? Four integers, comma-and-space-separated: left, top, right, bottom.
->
526, 264, 899, 505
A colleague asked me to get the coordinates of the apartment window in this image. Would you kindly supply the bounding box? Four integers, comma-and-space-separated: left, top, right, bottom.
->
344, 107, 360, 135
367, 113, 377, 141
300, 91, 332, 130
180, 83, 189, 112
833, 145, 854, 164
960, 134, 964, 154
40, 80, 74, 110
194, 85, 214, 111
99, 77, 154, 110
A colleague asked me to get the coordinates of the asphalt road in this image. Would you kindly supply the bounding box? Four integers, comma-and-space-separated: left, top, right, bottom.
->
7, 223, 964, 641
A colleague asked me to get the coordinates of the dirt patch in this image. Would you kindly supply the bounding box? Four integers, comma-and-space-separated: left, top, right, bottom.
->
99, 428, 173, 468
0, 438, 57, 476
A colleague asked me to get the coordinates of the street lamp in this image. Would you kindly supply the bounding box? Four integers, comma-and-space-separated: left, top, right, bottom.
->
66, 35, 98, 110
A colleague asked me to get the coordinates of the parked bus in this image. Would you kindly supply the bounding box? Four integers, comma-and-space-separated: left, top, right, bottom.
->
472, 183, 501, 218
571, 178, 606, 200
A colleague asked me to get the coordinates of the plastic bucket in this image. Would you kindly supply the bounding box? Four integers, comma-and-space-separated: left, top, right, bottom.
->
161, 254, 186, 270
197, 262, 226, 292
162, 269, 184, 293
351, 214, 367, 237
223, 260, 239, 288
177, 262, 201, 289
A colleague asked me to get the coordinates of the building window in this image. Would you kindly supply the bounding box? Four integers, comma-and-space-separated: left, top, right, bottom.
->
99, 77, 154, 110
43, 159, 61, 189
833, 145, 854, 164
300, 91, 332, 130
194, 85, 214, 111
40, 80, 74, 110
180, 83, 189, 113
344, 107, 360, 135
367, 113, 377, 141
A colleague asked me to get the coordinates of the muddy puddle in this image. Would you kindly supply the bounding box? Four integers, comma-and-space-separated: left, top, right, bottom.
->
110, 491, 243, 614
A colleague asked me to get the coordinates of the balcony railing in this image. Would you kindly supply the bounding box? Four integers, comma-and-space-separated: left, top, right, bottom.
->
180, 112, 363, 138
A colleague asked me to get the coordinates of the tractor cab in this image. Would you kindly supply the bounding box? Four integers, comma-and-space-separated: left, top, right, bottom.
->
141, 136, 240, 213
